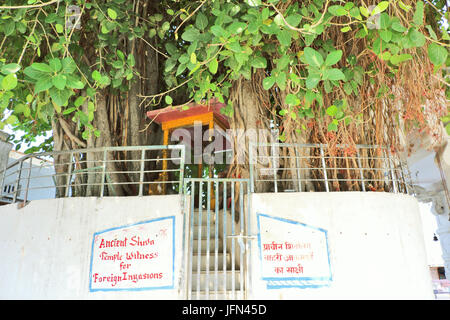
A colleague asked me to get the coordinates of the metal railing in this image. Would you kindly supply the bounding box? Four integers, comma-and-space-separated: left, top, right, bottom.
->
0, 145, 185, 203
183, 178, 251, 300
249, 143, 413, 194
0, 142, 415, 203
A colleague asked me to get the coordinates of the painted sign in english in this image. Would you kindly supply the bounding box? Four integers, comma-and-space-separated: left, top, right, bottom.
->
89, 216, 175, 292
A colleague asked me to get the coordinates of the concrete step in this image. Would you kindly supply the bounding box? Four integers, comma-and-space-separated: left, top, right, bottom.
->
192, 238, 224, 254
191, 209, 219, 226
192, 225, 229, 240
189, 290, 245, 300
191, 271, 241, 292
191, 253, 239, 272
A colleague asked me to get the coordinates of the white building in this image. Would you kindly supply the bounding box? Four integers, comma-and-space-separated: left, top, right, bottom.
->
0, 141, 55, 204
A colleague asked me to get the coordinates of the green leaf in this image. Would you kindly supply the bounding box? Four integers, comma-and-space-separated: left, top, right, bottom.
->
228, 42, 242, 53
306, 72, 321, 89
190, 52, 197, 64
52, 74, 67, 90
55, 24, 64, 34
398, 1, 412, 12
34, 77, 53, 93
277, 29, 292, 47
61, 57, 77, 74
371, 1, 389, 16
24, 66, 45, 80
49, 87, 71, 107
107, 8, 117, 20
325, 50, 343, 66
286, 14, 302, 27
408, 28, 425, 47
428, 43, 448, 66
262, 76, 275, 90
66, 75, 84, 89
209, 58, 218, 74
92, 70, 101, 82
389, 54, 412, 65
210, 25, 227, 38
1, 74, 17, 90
165, 59, 177, 73
413, 1, 424, 26
426, 25, 438, 41
49, 58, 62, 72
327, 122, 338, 132
161, 21, 170, 32
31, 63, 52, 73
359, 6, 370, 18
0, 63, 20, 74
323, 68, 346, 81
63, 107, 76, 115
127, 54, 135, 67
5, 114, 18, 125
379, 30, 392, 43
181, 27, 200, 42
391, 21, 406, 33
276, 72, 286, 90
195, 12, 208, 30
285, 93, 300, 106
328, 5, 347, 16
303, 47, 324, 68
74, 96, 86, 107
251, 56, 267, 69
326, 105, 338, 117
228, 22, 246, 34
165, 95, 173, 105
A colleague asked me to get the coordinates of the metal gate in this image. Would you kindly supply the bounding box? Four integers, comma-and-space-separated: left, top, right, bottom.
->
183, 178, 251, 300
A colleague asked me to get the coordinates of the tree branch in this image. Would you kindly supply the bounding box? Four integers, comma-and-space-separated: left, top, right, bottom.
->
0, 0, 59, 10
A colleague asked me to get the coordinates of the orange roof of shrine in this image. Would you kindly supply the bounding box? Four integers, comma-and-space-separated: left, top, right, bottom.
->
146, 100, 230, 131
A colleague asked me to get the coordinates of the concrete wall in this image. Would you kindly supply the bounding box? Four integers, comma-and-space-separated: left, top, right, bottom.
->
248, 192, 435, 300
0, 195, 186, 299
0, 191, 434, 300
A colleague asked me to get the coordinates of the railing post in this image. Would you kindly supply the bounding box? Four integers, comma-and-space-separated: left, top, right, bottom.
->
100, 149, 107, 197
65, 152, 73, 197
23, 158, 32, 203
13, 160, 24, 203
0, 157, 8, 201
356, 148, 366, 192
249, 143, 255, 193
320, 144, 330, 192
386, 149, 398, 194
294, 147, 302, 192
139, 149, 145, 196
271, 143, 278, 193
179, 145, 185, 194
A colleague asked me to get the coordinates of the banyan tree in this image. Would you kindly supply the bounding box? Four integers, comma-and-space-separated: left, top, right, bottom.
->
0, 0, 448, 195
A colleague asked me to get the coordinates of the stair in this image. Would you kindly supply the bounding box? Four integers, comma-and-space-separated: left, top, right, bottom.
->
188, 208, 243, 300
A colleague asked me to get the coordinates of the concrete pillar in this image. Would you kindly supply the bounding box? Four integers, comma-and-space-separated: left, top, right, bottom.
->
0, 131, 12, 172
429, 191, 450, 278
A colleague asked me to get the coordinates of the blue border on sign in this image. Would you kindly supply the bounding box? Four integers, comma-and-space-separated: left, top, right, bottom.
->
256, 213, 333, 289
88, 216, 176, 292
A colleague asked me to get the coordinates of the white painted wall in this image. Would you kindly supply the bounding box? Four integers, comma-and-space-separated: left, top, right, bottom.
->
419, 202, 445, 267
0, 192, 434, 300
248, 192, 434, 300
0, 195, 186, 299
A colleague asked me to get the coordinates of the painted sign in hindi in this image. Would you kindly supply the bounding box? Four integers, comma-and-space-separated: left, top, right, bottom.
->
257, 213, 332, 288
89, 216, 175, 292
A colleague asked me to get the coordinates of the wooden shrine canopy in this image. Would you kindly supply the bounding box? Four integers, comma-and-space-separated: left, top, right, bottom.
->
146, 99, 230, 132
146, 100, 231, 185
